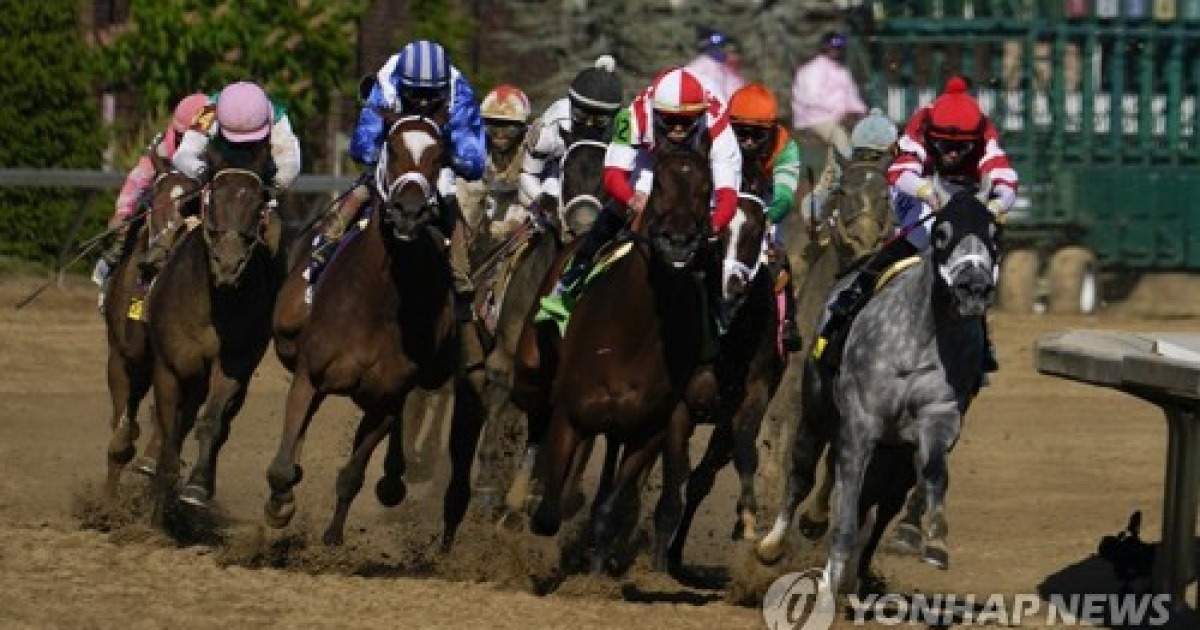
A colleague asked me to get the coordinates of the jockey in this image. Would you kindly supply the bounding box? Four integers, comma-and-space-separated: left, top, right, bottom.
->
727, 82, 803, 352
519, 55, 624, 223
314, 39, 485, 321
820, 77, 1017, 371
93, 92, 209, 299
173, 81, 302, 191
541, 66, 742, 328
458, 84, 532, 241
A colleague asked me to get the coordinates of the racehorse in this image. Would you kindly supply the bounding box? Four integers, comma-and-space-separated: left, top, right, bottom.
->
770, 150, 897, 538
473, 138, 609, 514
757, 192, 998, 594
524, 144, 720, 574
102, 152, 202, 497
666, 157, 786, 567
146, 143, 280, 523
262, 113, 487, 550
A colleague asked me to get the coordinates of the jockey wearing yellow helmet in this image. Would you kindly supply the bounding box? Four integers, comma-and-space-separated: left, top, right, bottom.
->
458, 84, 533, 240
728, 82, 804, 351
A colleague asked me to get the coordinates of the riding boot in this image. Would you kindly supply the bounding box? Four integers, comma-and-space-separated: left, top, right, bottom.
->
553, 205, 624, 297
780, 270, 802, 353
701, 249, 729, 337
814, 238, 920, 360
442, 195, 475, 323
312, 184, 370, 267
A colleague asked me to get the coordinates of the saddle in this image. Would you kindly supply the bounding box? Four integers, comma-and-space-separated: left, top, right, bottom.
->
534, 236, 636, 336
813, 255, 921, 371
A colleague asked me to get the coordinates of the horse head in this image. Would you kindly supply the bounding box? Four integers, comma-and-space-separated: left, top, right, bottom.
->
375, 113, 446, 242
831, 151, 894, 262
930, 192, 999, 319
717, 158, 770, 314
643, 144, 713, 271
558, 139, 608, 240
203, 168, 266, 286
144, 150, 202, 265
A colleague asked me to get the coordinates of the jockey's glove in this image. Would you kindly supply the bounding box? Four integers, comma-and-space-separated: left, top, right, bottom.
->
987, 198, 1009, 225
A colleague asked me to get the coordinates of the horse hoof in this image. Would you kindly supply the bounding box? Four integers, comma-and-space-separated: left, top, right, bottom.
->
494, 510, 526, 535
134, 456, 158, 477
375, 475, 407, 508
755, 539, 786, 566
263, 496, 296, 529
321, 528, 344, 547
798, 514, 829, 540
108, 444, 137, 466
178, 484, 211, 509
474, 487, 501, 515
922, 545, 949, 569
889, 523, 923, 556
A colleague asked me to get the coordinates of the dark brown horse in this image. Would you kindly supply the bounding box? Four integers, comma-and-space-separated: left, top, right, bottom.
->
103, 153, 202, 497
263, 114, 487, 550
473, 139, 609, 514
523, 145, 720, 573
666, 159, 787, 568
147, 146, 280, 523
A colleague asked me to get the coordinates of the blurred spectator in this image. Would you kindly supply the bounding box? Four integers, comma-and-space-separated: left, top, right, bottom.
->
685, 27, 747, 101
790, 31, 867, 159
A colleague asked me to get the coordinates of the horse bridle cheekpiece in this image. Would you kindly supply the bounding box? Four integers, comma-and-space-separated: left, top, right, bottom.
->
203, 168, 266, 244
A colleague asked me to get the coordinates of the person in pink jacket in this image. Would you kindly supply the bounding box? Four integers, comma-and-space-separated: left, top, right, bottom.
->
93, 93, 208, 294
685, 27, 747, 101
790, 31, 867, 160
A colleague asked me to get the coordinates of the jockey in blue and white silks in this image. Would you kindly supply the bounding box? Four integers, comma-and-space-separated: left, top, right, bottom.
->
312, 40, 485, 321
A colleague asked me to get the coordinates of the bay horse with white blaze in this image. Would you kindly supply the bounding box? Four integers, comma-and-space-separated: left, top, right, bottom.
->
263, 113, 487, 550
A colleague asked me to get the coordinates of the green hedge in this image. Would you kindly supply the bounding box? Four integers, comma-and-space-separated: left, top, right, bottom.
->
0, 0, 109, 265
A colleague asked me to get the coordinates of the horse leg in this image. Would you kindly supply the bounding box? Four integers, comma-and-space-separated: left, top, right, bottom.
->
475, 357, 518, 514
529, 411, 579, 538
730, 382, 770, 542
652, 407, 694, 572
798, 447, 835, 540
149, 367, 201, 529
825, 430, 875, 597
857, 447, 918, 593
441, 372, 486, 552
757, 418, 827, 564
134, 408, 163, 477
918, 422, 955, 569
180, 371, 250, 507
889, 451, 927, 556
264, 368, 326, 528
668, 419, 732, 570
324, 410, 393, 546
104, 352, 149, 497
591, 432, 663, 575
375, 412, 407, 508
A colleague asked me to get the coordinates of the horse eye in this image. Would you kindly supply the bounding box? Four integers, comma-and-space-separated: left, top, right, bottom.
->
934, 222, 953, 248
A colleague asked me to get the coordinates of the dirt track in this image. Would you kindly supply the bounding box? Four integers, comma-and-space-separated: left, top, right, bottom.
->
0, 273, 1197, 629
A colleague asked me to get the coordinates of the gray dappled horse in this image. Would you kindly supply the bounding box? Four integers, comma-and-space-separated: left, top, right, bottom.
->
757, 192, 999, 595
760, 149, 894, 533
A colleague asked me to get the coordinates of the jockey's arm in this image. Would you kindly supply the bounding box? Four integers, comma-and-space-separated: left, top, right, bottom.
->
349, 84, 389, 166
978, 123, 1019, 218
708, 116, 742, 233
602, 108, 638, 209
270, 114, 302, 189
447, 72, 486, 182
113, 153, 156, 227
518, 114, 563, 207
768, 135, 802, 224
173, 128, 213, 181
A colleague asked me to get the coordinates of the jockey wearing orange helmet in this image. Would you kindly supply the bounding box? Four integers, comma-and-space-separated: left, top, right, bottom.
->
728, 82, 804, 351
93, 93, 210, 303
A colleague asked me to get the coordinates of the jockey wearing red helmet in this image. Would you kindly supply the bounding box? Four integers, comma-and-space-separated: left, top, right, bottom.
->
888, 76, 1019, 223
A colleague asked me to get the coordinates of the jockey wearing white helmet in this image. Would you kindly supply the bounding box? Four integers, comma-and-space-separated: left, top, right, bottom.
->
519, 55, 624, 221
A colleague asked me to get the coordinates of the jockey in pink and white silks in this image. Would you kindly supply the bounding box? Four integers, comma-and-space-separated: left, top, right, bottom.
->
540, 66, 742, 330
519, 55, 624, 224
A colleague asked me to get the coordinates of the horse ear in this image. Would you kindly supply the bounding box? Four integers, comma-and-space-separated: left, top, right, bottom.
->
149, 142, 171, 175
